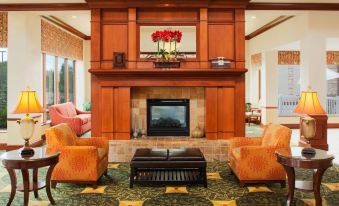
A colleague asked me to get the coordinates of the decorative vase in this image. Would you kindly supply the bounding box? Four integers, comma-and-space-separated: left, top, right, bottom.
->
192, 126, 204, 138
133, 129, 139, 139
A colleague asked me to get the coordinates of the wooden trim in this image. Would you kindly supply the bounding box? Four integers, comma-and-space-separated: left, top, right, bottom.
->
247, 3, 339, 11
245, 16, 294, 40
55, 56, 59, 104
283, 123, 339, 129
86, 0, 249, 9
0, 3, 89, 11
41, 16, 90, 40
66, 58, 69, 102
42, 53, 47, 121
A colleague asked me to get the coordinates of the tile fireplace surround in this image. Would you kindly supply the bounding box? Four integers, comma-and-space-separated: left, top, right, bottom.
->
109, 137, 229, 162
131, 87, 205, 135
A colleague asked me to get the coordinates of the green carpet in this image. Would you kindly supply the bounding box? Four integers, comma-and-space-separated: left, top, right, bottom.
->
0, 162, 339, 206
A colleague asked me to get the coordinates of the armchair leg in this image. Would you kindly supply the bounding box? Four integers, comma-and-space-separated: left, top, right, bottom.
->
280, 180, 286, 188
104, 169, 108, 176
239, 181, 245, 187
92, 182, 97, 189
51, 181, 57, 189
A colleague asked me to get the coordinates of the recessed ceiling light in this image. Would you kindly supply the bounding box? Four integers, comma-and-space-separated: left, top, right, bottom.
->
72, 15, 77, 19
251, 16, 257, 19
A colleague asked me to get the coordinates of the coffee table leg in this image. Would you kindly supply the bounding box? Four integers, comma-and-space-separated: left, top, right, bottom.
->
33, 168, 39, 198
46, 164, 57, 204
283, 165, 295, 206
202, 167, 207, 188
21, 169, 30, 206
6, 169, 17, 206
313, 167, 328, 206
130, 167, 135, 188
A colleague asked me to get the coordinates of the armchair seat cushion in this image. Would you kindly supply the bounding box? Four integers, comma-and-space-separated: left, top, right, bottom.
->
97, 148, 107, 161
77, 114, 91, 125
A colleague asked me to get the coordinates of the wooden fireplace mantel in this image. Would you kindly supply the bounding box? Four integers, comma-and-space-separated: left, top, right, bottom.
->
89, 1, 247, 140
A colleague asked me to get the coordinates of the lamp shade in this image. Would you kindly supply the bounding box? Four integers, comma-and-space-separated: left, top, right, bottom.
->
293, 90, 326, 115
12, 87, 44, 114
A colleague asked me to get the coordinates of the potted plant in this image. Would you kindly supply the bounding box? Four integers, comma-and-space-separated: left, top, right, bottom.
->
149, 29, 183, 68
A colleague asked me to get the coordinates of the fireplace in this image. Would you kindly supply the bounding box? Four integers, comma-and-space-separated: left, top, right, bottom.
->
147, 99, 190, 136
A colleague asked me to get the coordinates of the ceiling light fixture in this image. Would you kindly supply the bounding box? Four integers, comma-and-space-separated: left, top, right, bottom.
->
72, 15, 77, 19
251, 16, 257, 19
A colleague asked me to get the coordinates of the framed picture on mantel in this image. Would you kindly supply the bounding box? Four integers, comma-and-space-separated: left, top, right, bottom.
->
113, 52, 126, 68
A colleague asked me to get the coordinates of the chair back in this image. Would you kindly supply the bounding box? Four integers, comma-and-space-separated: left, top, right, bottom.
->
261, 124, 291, 147
50, 102, 77, 118
45, 123, 77, 149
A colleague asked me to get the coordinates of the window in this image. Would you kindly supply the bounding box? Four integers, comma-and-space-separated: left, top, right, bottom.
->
68, 60, 75, 103
43, 54, 76, 121
0, 48, 7, 129
278, 65, 300, 116
58, 58, 66, 103
326, 65, 339, 115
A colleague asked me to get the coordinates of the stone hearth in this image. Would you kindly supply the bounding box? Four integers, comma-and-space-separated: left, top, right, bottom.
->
109, 137, 229, 162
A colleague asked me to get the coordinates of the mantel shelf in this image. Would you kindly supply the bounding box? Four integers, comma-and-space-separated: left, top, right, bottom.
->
89, 68, 248, 77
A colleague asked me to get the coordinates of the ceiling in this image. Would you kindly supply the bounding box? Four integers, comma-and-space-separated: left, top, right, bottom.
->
2, 0, 339, 37
245, 10, 305, 35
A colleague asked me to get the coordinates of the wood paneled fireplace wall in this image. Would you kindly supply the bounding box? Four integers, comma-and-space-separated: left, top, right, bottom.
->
88, 0, 249, 140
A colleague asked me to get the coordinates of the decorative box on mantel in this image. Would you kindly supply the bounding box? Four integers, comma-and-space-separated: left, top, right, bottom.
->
153, 61, 181, 69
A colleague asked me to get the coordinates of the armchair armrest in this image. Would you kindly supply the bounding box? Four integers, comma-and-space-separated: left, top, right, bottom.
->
76, 137, 109, 151
229, 137, 262, 152
76, 108, 91, 115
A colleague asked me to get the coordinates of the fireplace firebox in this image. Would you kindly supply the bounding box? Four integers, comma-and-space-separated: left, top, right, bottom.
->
147, 99, 190, 136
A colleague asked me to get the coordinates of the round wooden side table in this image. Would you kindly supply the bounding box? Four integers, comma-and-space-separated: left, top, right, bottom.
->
0, 147, 60, 206
275, 147, 334, 206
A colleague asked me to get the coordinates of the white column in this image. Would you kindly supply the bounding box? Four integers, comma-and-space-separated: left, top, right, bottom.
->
300, 33, 327, 106
261, 51, 278, 124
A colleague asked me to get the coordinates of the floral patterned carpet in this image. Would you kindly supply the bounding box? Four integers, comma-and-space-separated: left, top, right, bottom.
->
0, 160, 339, 206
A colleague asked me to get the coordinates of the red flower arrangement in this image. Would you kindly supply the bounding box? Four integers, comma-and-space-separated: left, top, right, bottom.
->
152, 30, 182, 43
151, 29, 183, 61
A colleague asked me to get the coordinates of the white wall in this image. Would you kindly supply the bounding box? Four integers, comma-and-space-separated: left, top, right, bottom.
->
246, 11, 339, 125
5, 12, 90, 145
7, 12, 43, 145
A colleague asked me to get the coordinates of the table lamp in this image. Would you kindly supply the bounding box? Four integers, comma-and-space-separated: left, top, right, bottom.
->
11, 87, 44, 156
293, 88, 326, 155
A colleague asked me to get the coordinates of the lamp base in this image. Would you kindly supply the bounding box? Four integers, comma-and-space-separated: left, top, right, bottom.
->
20, 146, 35, 157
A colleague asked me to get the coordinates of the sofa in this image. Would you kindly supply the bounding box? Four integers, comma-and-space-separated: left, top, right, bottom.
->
49, 102, 91, 136
45, 123, 108, 188
228, 124, 292, 187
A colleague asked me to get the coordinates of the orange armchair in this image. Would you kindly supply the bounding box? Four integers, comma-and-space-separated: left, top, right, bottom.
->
228, 124, 291, 187
45, 123, 108, 188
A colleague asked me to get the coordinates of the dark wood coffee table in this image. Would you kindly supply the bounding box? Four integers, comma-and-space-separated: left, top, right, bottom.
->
0, 147, 60, 206
130, 148, 207, 188
275, 147, 334, 206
